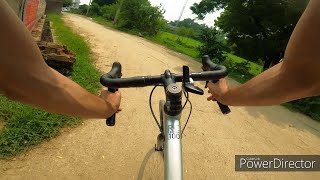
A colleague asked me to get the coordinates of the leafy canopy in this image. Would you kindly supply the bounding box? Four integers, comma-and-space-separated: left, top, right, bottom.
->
191, 0, 307, 66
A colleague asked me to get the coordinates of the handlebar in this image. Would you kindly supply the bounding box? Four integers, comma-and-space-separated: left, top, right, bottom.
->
100, 55, 231, 126
202, 55, 231, 114
104, 62, 122, 126
100, 66, 228, 88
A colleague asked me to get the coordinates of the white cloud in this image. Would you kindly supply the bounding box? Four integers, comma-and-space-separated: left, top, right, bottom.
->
79, 0, 222, 27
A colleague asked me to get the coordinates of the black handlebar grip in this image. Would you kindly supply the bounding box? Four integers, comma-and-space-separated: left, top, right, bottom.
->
106, 88, 117, 126
202, 55, 231, 115
100, 62, 122, 126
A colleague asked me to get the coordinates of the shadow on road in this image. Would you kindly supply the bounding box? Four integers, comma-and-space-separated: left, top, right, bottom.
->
137, 147, 164, 180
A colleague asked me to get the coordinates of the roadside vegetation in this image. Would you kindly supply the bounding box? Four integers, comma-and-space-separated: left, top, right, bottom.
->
0, 14, 101, 158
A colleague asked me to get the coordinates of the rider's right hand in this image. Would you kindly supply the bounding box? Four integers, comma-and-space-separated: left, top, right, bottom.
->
100, 90, 122, 116
206, 79, 230, 104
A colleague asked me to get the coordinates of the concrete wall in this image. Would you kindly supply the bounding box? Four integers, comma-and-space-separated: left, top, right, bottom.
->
5, 0, 46, 31
46, 0, 63, 14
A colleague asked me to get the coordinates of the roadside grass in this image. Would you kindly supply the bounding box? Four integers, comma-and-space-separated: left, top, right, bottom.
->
0, 14, 101, 158
93, 16, 115, 28
148, 32, 201, 58
154, 31, 203, 48
226, 54, 262, 75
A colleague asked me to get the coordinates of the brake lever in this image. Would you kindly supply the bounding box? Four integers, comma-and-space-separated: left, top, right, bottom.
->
182, 66, 204, 95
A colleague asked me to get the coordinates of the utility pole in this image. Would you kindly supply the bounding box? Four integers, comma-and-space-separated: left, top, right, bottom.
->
86, 0, 92, 16
176, 0, 189, 27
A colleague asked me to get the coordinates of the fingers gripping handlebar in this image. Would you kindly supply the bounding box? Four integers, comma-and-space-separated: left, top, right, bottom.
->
100, 62, 122, 126
201, 55, 231, 114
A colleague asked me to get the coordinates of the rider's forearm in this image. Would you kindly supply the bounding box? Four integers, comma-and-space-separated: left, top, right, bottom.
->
4, 67, 114, 119
0, 1, 113, 118
221, 62, 319, 106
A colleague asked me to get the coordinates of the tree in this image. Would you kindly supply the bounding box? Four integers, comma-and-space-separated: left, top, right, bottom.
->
100, 4, 118, 21
168, 18, 207, 40
198, 27, 229, 63
63, 0, 73, 7
92, 0, 116, 6
79, 4, 89, 14
88, 2, 101, 16
117, 0, 166, 36
191, 0, 308, 70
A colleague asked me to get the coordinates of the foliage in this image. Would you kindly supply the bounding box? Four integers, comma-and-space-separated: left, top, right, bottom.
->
70, 4, 88, 15
0, 14, 102, 158
100, 3, 118, 20
168, 18, 207, 40
198, 27, 229, 63
83, 0, 166, 36
116, 0, 166, 36
89, 2, 101, 16
176, 26, 195, 39
93, 16, 115, 27
63, 0, 72, 7
219, 57, 255, 83
191, 0, 308, 69
92, 0, 116, 6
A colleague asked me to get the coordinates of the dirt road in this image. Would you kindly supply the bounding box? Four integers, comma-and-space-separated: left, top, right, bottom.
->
1, 14, 320, 179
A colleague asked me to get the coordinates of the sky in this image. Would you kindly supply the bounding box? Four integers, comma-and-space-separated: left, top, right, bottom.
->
80, 0, 222, 27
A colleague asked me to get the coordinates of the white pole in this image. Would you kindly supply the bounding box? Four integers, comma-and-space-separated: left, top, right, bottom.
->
176, 0, 189, 26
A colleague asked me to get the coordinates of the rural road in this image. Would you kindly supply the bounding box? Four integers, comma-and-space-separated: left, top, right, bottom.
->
1, 13, 320, 179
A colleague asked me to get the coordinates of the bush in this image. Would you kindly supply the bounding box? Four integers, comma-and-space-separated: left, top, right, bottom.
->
118, 0, 166, 36
199, 27, 229, 62
70, 4, 88, 15
100, 4, 118, 21
212, 56, 255, 83
88, 2, 101, 16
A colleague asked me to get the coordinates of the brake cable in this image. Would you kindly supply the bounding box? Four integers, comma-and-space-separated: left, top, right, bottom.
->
149, 85, 162, 131
181, 90, 192, 135
149, 85, 193, 135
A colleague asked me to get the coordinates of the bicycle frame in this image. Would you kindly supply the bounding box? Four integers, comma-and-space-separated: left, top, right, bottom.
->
161, 107, 183, 180
100, 59, 230, 180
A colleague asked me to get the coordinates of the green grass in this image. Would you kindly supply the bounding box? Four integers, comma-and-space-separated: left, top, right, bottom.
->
0, 14, 101, 158
149, 32, 202, 58
93, 16, 115, 27
226, 54, 262, 75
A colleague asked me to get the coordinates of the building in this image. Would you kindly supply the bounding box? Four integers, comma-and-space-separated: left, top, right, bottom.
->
46, 0, 63, 13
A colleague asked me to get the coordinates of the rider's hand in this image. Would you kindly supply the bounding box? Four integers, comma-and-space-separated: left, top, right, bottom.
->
100, 90, 122, 114
206, 79, 229, 103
